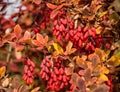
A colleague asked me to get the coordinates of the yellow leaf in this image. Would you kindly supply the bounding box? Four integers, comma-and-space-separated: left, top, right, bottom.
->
99, 11, 108, 18
99, 74, 108, 81
53, 43, 63, 54
107, 50, 120, 66
47, 46, 52, 52
0, 66, 6, 79
96, 26, 103, 34
100, 66, 109, 74
95, 48, 106, 61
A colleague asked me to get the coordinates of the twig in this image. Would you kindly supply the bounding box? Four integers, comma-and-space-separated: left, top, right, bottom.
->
6, 44, 12, 62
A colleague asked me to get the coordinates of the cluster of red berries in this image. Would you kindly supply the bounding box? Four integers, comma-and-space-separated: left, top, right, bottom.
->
52, 9, 102, 52
23, 59, 35, 84
39, 56, 69, 91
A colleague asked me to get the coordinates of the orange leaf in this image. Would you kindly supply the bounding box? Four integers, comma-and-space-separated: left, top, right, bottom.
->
65, 67, 74, 75
46, 3, 57, 10
33, 0, 42, 5
32, 40, 41, 46
23, 31, 31, 40
31, 87, 40, 92
14, 24, 22, 38
50, 9, 59, 19
0, 66, 6, 79
50, 4, 64, 19
44, 36, 48, 43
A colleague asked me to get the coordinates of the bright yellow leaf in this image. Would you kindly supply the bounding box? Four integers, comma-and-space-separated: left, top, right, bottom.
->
47, 46, 52, 52
99, 74, 108, 81
53, 43, 63, 54
100, 66, 109, 74
99, 11, 108, 18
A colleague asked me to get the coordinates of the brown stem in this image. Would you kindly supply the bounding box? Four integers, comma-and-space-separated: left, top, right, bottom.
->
6, 44, 12, 62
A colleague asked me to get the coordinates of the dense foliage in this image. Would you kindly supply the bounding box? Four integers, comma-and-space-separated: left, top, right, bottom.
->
0, 0, 120, 92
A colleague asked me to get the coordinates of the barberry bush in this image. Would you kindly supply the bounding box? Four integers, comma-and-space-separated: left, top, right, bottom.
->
0, 0, 120, 92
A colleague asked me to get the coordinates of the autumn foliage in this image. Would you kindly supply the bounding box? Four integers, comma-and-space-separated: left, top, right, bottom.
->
0, 0, 120, 92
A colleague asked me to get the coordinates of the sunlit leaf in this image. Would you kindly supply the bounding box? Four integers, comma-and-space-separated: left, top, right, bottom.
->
50, 4, 65, 19
96, 26, 103, 34
68, 48, 76, 55
76, 56, 87, 69
33, 0, 42, 5
53, 43, 63, 54
65, 67, 74, 75
15, 49, 22, 59
65, 41, 76, 55
100, 65, 109, 74
94, 5, 102, 13
31, 87, 40, 92
0, 66, 6, 79
66, 41, 73, 52
36, 33, 43, 42
99, 74, 108, 81
2, 78, 10, 87
99, 11, 108, 18
44, 36, 48, 43
78, 70, 84, 76
107, 49, 120, 66
32, 40, 41, 46
14, 24, 22, 39
19, 31, 31, 43
46, 3, 57, 10
95, 48, 106, 61
50, 9, 59, 19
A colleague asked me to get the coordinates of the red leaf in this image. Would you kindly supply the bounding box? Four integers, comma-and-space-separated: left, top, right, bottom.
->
46, 3, 57, 10
14, 24, 22, 38
8, 63, 19, 72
